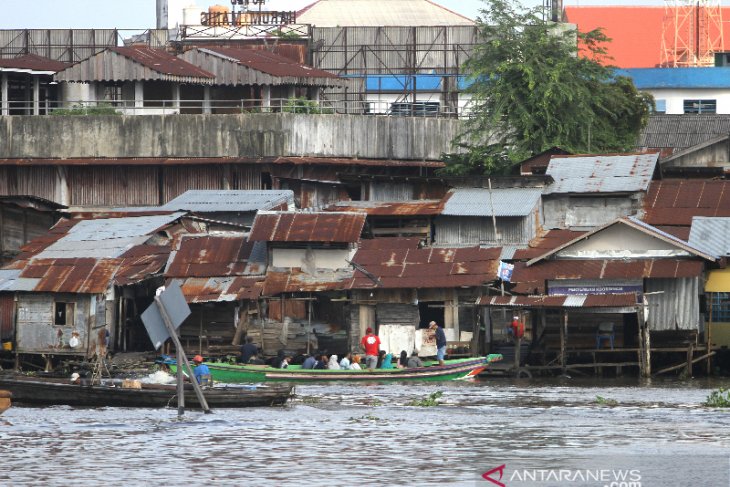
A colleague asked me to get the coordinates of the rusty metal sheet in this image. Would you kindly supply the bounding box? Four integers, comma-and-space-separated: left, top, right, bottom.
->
166, 236, 254, 277
358, 238, 421, 250
202, 46, 340, 79
112, 47, 215, 79
643, 180, 730, 226
325, 200, 444, 216
478, 293, 637, 308
262, 269, 352, 295
249, 212, 366, 243
0, 53, 70, 72
176, 276, 263, 303
513, 229, 587, 261
0, 293, 15, 341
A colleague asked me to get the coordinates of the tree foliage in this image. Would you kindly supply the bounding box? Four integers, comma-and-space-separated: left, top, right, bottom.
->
444, 0, 652, 175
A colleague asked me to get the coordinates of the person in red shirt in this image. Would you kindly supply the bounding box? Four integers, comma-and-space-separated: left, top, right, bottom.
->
360, 327, 381, 370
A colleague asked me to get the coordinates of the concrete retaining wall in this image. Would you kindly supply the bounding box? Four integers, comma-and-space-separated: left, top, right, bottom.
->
0, 114, 463, 160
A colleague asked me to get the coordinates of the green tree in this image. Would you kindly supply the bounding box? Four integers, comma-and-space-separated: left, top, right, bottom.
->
444, 0, 652, 175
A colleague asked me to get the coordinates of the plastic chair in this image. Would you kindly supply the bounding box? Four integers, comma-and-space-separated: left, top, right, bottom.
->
596, 323, 615, 350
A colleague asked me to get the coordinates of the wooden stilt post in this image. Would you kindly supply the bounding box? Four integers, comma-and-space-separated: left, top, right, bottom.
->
642, 325, 651, 377
686, 343, 694, 377
155, 296, 210, 415
707, 292, 714, 375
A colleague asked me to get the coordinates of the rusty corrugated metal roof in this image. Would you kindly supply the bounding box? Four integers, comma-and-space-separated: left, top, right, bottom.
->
512, 229, 587, 260
350, 244, 501, 289
477, 293, 638, 308
510, 259, 704, 294
111, 47, 215, 79
545, 152, 659, 194
249, 212, 366, 243
175, 276, 264, 303
642, 179, 730, 226
0, 54, 70, 72
166, 235, 260, 278
263, 269, 353, 295
325, 200, 444, 216
17, 258, 122, 293
201, 47, 340, 79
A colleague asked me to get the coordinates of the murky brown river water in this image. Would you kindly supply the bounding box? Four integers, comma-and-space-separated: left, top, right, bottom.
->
2, 377, 730, 486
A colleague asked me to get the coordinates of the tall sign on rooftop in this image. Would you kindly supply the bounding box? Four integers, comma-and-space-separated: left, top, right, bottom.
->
660, 0, 725, 67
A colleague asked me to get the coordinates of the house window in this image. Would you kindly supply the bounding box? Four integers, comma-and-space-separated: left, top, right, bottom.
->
683, 99, 716, 114
654, 99, 666, 114
711, 293, 730, 322
54, 302, 76, 326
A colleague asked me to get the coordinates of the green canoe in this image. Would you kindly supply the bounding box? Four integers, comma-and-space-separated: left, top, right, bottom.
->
170, 355, 502, 383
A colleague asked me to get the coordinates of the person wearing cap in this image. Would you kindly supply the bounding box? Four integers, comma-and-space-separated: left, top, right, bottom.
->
360, 327, 381, 371
430, 321, 447, 366
70, 372, 81, 384
192, 355, 212, 386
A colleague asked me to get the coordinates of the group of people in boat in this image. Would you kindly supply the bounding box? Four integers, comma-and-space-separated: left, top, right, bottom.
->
237, 322, 445, 371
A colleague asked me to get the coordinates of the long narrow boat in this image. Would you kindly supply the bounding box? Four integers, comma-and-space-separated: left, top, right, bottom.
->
0, 375, 293, 409
0, 390, 10, 414
170, 355, 502, 382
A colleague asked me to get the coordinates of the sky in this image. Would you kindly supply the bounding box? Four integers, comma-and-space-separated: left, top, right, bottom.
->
0, 0, 660, 30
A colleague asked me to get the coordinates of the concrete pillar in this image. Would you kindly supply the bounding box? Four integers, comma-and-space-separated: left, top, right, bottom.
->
287, 85, 296, 99
87, 82, 97, 103
32, 77, 40, 115
171, 83, 180, 113
1, 73, 8, 115
308, 87, 320, 103
202, 85, 211, 114
134, 81, 144, 113
262, 85, 271, 112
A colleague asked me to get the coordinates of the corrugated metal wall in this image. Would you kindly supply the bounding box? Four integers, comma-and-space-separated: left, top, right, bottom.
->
0, 167, 59, 203
162, 165, 225, 202
369, 182, 413, 201
15, 293, 92, 354
0, 29, 117, 61
433, 216, 531, 246
69, 166, 160, 206
646, 277, 700, 331
376, 303, 419, 326
230, 165, 262, 190
311, 26, 478, 74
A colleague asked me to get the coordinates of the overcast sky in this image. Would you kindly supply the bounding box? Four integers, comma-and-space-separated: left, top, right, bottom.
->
0, 0, 660, 30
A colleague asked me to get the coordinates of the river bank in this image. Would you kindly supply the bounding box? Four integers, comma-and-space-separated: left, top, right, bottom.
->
2, 377, 729, 486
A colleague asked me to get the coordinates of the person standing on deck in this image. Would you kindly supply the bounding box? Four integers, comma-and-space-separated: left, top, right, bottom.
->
430, 321, 447, 366
360, 327, 381, 371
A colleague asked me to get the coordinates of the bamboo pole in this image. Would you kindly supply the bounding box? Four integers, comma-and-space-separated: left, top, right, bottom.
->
653, 351, 716, 376
155, 296, 210, 415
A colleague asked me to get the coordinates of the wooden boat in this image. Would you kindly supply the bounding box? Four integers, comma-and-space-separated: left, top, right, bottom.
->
170, 355, 503, 383
0, 375, 293, 409
0, 389, 10, 414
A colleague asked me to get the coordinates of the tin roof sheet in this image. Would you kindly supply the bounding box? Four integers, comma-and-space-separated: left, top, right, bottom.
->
0, 54, 70, 73
201, 47, 340, 80
510, 259, 704, 294
297, 0, 475, 26
325, 200, 443, 216
513, 229, 587, 260
166, 235, 262, 278
161, 190, 294, 213
639, 114, 730, 150
350, 245, 501, 289
263, 268, 353, 295
174, 276, 264, 303
111, 47, 215, 79
545, 153, 658, 194
442, 188, 543, 217
642, 180, 730, 226
249, 212, 366, 243
688, 217, 730, 258
34, 213, 184, 260
477, 293, 638, 308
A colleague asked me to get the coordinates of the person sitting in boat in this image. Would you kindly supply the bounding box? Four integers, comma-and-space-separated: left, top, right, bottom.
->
397, 350, 408, 369
301, 354, 316, 369
327, 355, 340, 370
270, 350, 286, 368
239, 336, 259, 364
407, 351, 424, 368
314, 355, 328, 370
378, 351, 394, 369
70, 372, 90, 386
339, 353, 352, 369
280, 356, 292, 369
350, 354, 362, 370
192, 355, 212, 386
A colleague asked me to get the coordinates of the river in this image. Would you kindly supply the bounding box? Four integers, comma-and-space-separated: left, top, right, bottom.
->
2, 377, 729, 486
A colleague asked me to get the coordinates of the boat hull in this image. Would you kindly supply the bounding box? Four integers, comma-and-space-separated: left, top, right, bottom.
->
0, 375, 293, 409
171, 356, 500, 383
0, 389, 10, 414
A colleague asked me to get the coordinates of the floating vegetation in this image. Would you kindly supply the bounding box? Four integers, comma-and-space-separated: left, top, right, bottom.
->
349, 414, 379, 423
298, 396, 321, 405
704, 388, 730, 408
594, 395, 618, 407
364, 398, 382, 406
407, 391, 444, 407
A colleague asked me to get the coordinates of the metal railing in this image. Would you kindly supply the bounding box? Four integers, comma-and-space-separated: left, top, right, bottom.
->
0, 97, 471, 118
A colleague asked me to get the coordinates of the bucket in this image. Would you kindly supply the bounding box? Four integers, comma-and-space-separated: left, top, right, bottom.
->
1, 342, 11, 352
